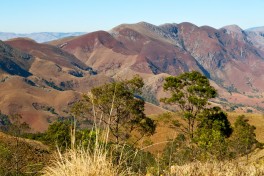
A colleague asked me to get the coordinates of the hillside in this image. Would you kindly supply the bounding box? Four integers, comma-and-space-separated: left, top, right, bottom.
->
0, 132, 50, 174
0, 40, 33, 77
0, 40, 111, 131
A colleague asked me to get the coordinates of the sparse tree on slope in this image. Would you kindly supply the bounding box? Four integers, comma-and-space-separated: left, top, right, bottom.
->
161, 71, 217, 140
194, 107, 232, 160
229, 115, 261, 160
73, 76, 156, 145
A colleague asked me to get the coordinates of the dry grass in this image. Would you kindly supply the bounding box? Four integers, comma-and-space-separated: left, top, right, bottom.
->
42, 147, 127, 176
170, 161, 264, 176
41, 117, 131, 176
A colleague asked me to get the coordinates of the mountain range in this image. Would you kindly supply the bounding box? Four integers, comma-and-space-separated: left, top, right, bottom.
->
1, 22, 264, 131
0, 32, 86, 43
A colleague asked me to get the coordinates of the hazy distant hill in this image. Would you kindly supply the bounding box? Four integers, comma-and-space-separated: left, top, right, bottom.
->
246, 26, 264, 32
0, 32, 86, 43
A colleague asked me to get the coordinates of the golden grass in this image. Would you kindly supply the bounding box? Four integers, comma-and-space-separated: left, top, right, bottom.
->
42, 147, 127, 176
170, 161, 264, 176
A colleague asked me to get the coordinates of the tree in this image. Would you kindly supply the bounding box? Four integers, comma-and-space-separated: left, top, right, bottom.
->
194, 107, 232, 160
43, 121, 71, 150
229, 115, 261, 160
161, 71, 217, 140
40, 120, 97, 151
74, 76, 156, 145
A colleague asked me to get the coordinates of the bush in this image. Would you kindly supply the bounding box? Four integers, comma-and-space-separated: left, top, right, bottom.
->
247, 109, 253, 113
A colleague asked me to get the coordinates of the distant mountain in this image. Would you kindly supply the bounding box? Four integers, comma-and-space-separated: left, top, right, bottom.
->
53, 22, 264, 92
245, 27, 264, 53
0, 32, 86, 43
246, 26, 264, 32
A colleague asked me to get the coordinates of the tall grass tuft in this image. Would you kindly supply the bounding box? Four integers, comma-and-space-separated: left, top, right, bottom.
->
42, 146, 128, 176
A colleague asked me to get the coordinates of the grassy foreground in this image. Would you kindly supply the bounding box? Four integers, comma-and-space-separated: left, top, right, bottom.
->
170, 161, 264, 176
42, 146, 264, 176
42, 147, 126, 176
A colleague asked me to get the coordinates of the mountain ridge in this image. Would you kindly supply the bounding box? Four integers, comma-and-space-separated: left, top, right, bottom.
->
50, 21, 264, 111
0, 32, 86, 43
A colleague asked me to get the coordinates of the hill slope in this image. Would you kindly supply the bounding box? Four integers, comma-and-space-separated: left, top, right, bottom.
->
0, 40, 111, 131
0, 132, 50, 174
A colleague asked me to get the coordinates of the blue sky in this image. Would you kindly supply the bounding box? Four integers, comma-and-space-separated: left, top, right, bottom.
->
1, 0, 263, 33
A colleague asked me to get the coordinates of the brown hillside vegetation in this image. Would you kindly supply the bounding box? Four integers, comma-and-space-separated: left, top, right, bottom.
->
0, 132, 50, 174
0, 76, 80, 131
0, 39, 113, 131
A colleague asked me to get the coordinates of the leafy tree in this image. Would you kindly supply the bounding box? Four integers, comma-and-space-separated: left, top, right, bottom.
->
162, 108, 233, 164
43, 121, 71, 150
197, 107, 232, 137
194, 107, 232, 160
75, 128, 98, 150
161, 71, 217, 140
73, 76, 156, 145
229, 115, 261, 160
